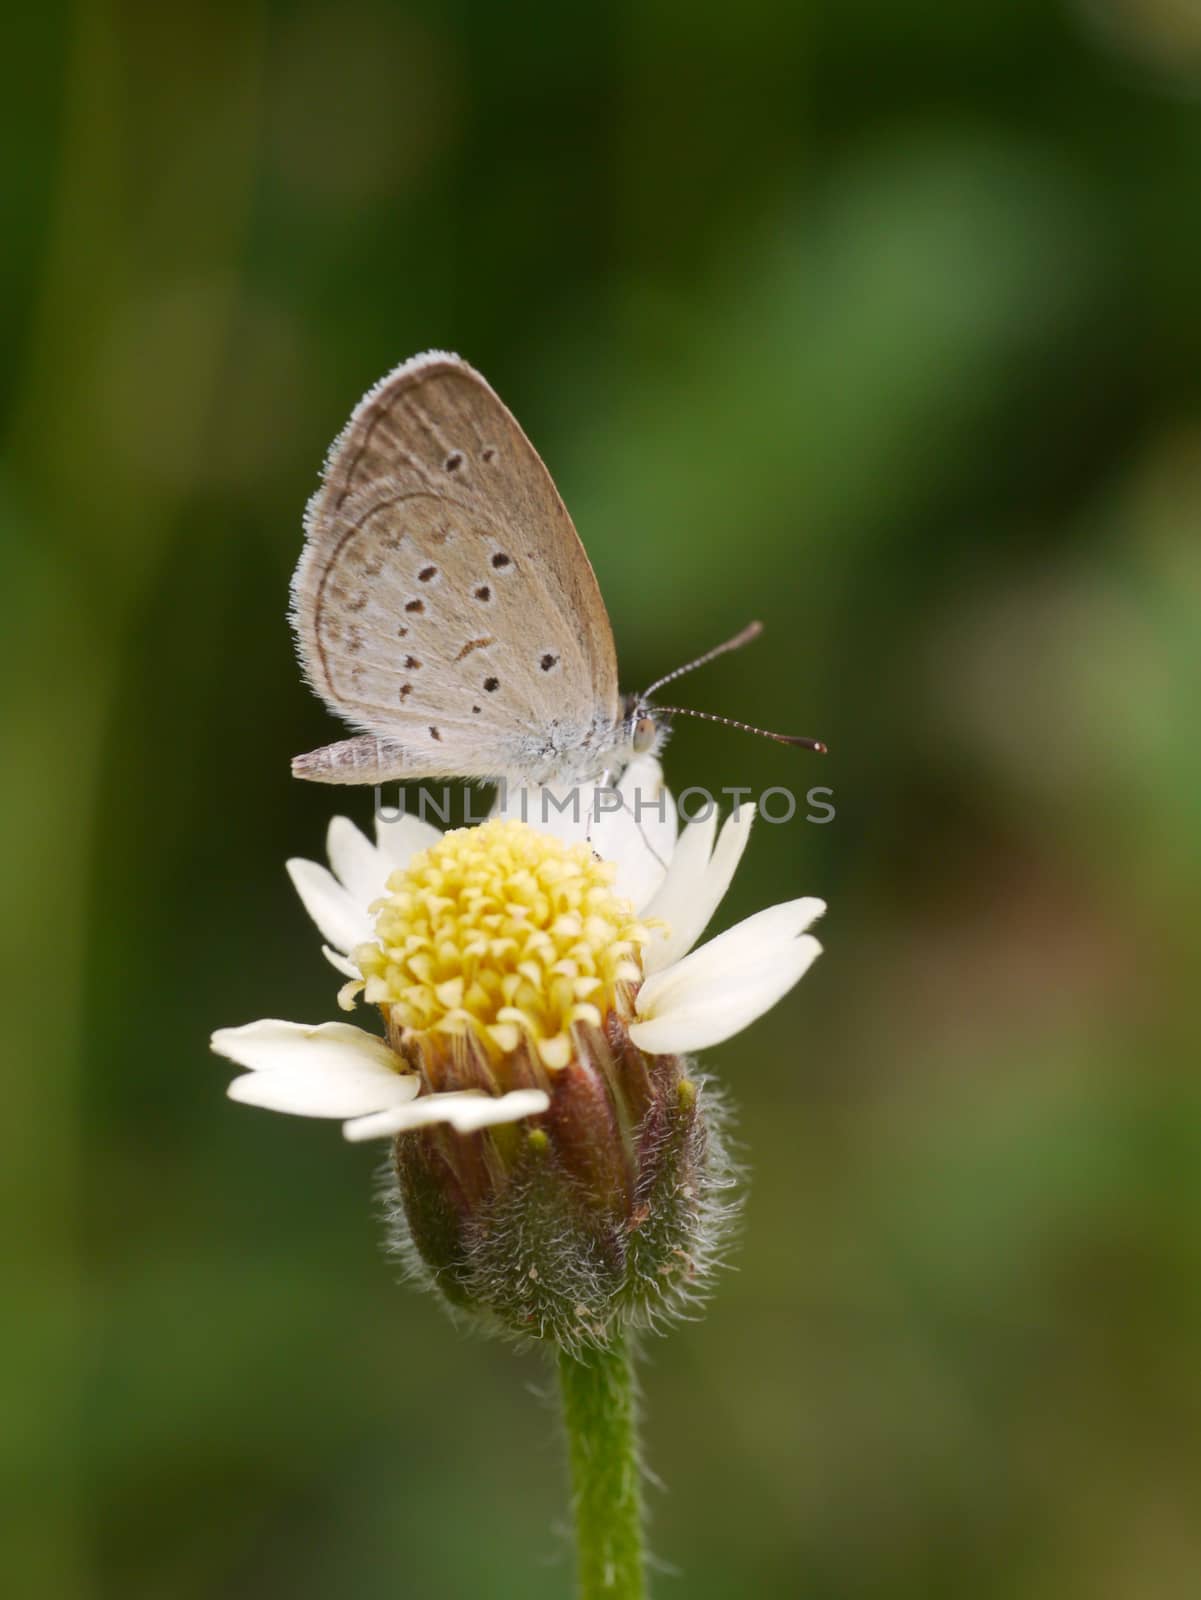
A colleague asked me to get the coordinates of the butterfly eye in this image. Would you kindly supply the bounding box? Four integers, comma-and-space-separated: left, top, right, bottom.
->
632, 715, 657, 754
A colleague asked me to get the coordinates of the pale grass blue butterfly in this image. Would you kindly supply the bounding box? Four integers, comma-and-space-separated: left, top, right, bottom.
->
290, 351, 824, 787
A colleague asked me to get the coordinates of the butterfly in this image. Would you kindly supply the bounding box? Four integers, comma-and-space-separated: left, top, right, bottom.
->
290, 351, 823, 786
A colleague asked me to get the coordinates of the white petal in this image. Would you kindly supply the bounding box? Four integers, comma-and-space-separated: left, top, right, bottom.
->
321, 943, 361, 979
287, 858, 375, 953
491, 783, 593, 846
591, 758, 677, 910
343, 1087, 550, 1142
629, 934, 822, 1054
374, 811, 443, 868
326, 815, 391, 908
637, 896, 826, 1014
642, 809, 717, 952
623, 758, 677, 877
212, 1020, 418, 1117
641, 802, 755, 973
211, 1018, 401, 1074
609, 827, 665, 908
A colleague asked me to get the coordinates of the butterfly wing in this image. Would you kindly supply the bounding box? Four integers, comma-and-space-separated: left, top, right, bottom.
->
290, 351, 620, 782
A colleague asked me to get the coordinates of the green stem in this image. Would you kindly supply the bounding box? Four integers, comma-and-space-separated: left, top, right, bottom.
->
557, 1335, 647, 1599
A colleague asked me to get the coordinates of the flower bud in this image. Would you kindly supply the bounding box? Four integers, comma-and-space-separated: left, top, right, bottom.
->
333, 814, 739, 1352
388, 1016, 738, 1353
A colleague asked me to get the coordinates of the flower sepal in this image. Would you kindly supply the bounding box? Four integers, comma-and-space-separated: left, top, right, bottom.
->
389, 1018, 737, 1356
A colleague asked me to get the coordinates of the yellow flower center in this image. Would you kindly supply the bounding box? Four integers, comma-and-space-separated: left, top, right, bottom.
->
350, 818, 652, 1070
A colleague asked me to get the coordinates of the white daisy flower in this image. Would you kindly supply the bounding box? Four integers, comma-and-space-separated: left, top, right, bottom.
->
210, 757, 824, 1143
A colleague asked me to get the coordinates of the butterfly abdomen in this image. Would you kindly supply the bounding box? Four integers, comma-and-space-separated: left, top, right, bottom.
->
292, 735, 418, 785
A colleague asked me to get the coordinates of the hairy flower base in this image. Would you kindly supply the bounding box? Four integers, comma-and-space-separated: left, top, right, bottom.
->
386, 1014, 740, 1355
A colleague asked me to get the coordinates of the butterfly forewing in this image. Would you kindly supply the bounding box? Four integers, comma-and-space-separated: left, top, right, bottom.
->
291, 352, 620, 778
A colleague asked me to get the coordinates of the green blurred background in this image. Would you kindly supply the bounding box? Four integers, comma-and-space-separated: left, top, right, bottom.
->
5, 1, 1201, 1595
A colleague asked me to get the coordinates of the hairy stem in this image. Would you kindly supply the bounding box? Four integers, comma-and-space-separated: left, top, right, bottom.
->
557, 1336, 646, 1599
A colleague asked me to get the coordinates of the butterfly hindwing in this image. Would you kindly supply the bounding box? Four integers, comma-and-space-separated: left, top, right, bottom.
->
290, 352, 620, 781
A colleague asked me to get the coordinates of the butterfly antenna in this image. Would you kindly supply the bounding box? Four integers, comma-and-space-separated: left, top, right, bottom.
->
640, 620, 765, 700
657, 705, 828, 754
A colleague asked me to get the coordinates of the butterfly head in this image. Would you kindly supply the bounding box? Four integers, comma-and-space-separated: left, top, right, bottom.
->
606, 697, 668, 772
632, 711, 659, 756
